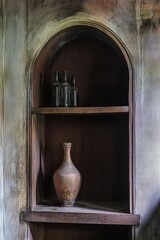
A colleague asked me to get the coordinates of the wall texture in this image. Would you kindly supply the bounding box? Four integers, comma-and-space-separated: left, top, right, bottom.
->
135, 1, 160, 239
1, 0, 28, 239
0, 1, 4, 239
0, 0, 160, 239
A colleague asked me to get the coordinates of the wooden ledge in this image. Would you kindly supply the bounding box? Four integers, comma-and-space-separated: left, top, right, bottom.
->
31, 106, 129, 115
20, 207, 140, 226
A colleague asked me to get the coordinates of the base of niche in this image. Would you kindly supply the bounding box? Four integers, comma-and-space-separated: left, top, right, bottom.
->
20, 201, 140, 226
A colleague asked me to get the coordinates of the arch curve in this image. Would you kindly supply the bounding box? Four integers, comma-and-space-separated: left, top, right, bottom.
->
31, 20, 133, 108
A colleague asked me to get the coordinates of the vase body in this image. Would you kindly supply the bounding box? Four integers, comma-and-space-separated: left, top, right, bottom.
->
53, 142, 81, 206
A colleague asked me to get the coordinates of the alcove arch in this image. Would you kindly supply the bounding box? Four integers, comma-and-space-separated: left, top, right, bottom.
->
32, 22, 133, 108
30, 21, 134, 218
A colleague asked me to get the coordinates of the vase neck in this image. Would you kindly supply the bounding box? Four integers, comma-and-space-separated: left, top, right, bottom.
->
63, 143, 72, 163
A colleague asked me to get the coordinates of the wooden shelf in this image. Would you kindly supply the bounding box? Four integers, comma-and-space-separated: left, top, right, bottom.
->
31, 106, 129, 115
20, 201, 140, 226
20, 206, 139, 226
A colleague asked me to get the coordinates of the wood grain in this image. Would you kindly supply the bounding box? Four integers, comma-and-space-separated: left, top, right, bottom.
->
31, 106, 129, 115
21, 210, 140, 226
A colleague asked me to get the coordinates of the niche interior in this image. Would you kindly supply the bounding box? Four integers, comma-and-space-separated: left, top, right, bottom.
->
21, 25, 140, 240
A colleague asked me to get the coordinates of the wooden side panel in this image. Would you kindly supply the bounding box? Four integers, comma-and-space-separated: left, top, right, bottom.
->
31, 115, 45, 208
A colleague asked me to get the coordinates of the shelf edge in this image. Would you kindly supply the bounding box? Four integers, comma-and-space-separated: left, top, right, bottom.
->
20, 211, 140, 226
31, 106, 129, 115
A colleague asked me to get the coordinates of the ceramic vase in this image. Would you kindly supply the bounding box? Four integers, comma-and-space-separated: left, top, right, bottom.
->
53, 142, 81, 206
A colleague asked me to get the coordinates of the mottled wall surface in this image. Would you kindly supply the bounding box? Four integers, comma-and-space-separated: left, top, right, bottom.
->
1, 0, 28, 239
0, 1, 4, 240
135, 1, 160, 239
27, 0, 137, 59
1, 0, 160, 239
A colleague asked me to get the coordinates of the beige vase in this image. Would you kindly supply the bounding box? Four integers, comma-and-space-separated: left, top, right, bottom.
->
53, 142, 81, 206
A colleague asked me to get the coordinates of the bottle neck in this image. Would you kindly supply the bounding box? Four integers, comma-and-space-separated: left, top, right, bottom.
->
63, 70, 67, 82
55, 71, 59, 82
72, 76, 76, 86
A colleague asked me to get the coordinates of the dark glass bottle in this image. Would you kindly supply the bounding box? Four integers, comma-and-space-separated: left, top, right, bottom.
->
60, 70, 71, 107
51, 70, 60, 107
71, 75, 79, 107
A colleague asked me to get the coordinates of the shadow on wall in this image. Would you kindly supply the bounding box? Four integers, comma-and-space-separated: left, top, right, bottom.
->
137, 201, 160, 240
28, 0, 84, 21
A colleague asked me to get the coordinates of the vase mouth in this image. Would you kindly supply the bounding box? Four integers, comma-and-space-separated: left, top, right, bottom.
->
63, 142, 72, 147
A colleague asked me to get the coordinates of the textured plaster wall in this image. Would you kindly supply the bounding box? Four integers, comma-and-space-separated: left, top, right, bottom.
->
1, 0, 27, 239
1, 0, 160, 239
135, 1, 160, 239
0, 1, 4, 239
27, 0, 137, 61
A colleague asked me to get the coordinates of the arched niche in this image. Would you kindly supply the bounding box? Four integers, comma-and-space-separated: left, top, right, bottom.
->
30, 23, 134, 215
32, 24, 132, 108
